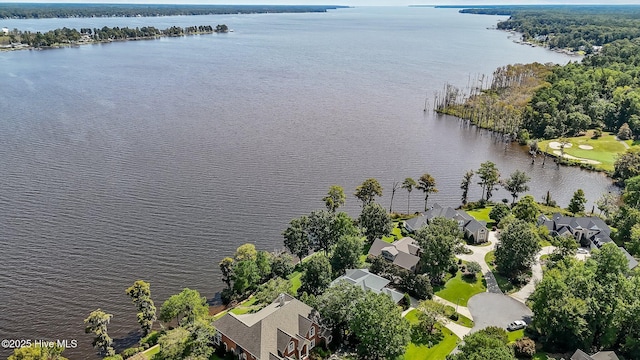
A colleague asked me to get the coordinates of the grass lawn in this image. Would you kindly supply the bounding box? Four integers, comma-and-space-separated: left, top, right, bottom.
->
466, 206, 495, 228
288, 271, 302, 294
507, 329, 525, 343
382, 222, 404, 243
141, 344, 160, 359
402, 324, 459, 360
538, 131, 631, 172
443, 306, 474, 328
435, 270, 486, 306
537, 203, 572, 217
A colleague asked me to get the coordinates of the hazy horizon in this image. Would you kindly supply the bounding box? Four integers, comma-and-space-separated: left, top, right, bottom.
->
1, 1, 639, 7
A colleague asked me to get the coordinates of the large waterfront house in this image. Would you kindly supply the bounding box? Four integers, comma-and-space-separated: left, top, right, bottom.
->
404, 203, 488, 244
538, 213, 638, 271
213, 293, 331, 360
331, 268, 405, 304
571, 349, 620, 360
368, 236, 421, 272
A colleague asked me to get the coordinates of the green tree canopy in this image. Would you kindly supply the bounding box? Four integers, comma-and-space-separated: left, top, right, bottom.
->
315, 280, 367, 340
448, 326, 514, 360
460, 170, 474, 205
232, 259, 261, 294
567, 189, 587, 214
358, 202, 392, 243
299, 255, 332, 296
504, 169, 531, 204
349, 291, 411, 359
512, 195, 539, 223
477, 161, 500, 201
8, 345, 68, 360
234, 243, 257, 262
125, 280, 157, 335
282, 215, 310, 261
415, 217, 463, 283
158, 288, 208, 326
323, 185, 346, 212
330, 235, 363, 276
417, 173, 439, 211
495, 219, 541, 276
489, 203, 511, 224
307, 210, 356, 254
354, 178, 383, 206
84, 309, 115, 356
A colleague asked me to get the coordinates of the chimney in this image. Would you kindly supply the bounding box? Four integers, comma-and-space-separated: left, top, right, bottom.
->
279, 293, 285, 307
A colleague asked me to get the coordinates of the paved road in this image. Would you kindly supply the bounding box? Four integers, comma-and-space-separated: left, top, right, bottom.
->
467, 292, 533, 332
511, 246, 556, 303
456, 231, 502, 294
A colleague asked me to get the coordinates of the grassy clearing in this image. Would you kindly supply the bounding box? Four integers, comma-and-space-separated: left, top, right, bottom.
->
538, 131, 631, 172
507, 329, 525, 343
402, 310, 460, 360
141, 344, 160, 359
443, 306, 474, 328
537, 203, 572, 217
466, 206, 495, 228
434, 270, 486, 307
288, 271, 302, 294
382, 222, 405, 243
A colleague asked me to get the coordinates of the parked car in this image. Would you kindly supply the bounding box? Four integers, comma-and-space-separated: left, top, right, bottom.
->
507, 320, 526, 331
577, 248, 589, 254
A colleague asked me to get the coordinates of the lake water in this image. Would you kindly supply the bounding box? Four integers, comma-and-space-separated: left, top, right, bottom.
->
0, 7, 615, 359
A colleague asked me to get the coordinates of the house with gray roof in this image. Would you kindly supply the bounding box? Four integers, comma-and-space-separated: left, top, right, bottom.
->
538, 213, 613, 248
331, 269, 405, 304
213, 293, 331, 360
368, 237, 421, 272
404, 203, 488, 244
571, 349, 620, 360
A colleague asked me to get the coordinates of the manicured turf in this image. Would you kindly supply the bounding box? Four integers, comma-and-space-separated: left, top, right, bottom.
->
288, 271, 302, 294
401, 323, 459, 360
466, 206, 493, 223
435, 270, 486, 306
443, 306, 474, 328
507, 329, 525, 343
141, 344, 160, 359
382, 222, 404, 243
538, 131, 632, 172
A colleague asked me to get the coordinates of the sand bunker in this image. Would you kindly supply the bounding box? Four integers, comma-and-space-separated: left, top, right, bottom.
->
578, 145, 594, 150
548, 141, 573, 150
552, 150, 601, 165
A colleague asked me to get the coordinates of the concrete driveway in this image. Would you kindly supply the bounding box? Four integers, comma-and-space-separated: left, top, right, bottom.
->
456, 231, 502, 294
467, 292, 533, 332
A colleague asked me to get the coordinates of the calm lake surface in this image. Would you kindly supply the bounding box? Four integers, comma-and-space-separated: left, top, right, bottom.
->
0, 7, 615, 359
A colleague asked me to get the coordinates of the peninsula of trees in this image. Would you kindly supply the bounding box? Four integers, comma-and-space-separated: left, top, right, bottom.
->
1, 24, 229, 49
0, 4, 347, 19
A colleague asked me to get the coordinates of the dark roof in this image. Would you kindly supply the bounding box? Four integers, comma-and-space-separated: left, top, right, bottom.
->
367, 238, 420, 271
368, 238, 390, 257
405, 215, 427, 232
464, 219, 486, 233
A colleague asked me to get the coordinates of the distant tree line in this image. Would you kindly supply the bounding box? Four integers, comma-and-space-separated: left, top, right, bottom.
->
461, 6, 640, 51
4, 24, 228, 48
0, 4, 346, 19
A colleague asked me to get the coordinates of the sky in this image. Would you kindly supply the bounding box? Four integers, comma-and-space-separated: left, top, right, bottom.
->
0, 0, 638, 7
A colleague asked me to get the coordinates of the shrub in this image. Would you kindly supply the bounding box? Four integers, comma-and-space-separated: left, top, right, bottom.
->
513, 337, 536, 358
122, 347, 144, 359
592, 129, 602, 139
449, 312, 459, 321
140, 331, 160, 346
465, 261, 482, 277
403, 293, 411, 309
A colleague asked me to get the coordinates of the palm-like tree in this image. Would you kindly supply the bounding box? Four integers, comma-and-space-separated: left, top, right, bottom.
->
417, 173, 438, 211
401, 177, 416, 214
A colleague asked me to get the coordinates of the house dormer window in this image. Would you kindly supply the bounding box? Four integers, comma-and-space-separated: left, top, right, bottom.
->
288, 341, 295, 353
309, 325, 315, 337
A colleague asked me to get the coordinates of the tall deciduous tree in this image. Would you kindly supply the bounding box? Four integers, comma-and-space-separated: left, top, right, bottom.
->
354, 178, 383, 206
8, 345, 68, 360
402, 177, 417, 213
157, 327, 190, 360
504, 169, 531, 204
623, 175, 640, 208
283, 216, 310, 261
330, 235, 363, 276
449, 327, 515, 360
315, 281, 366, 341
158, 288, 208, 326
349, 292, 411, 360
567, 189, 587, 215
495, 220, 541, 276
271, 253, 294, 279
358, 202, 392, 244
307, 210, 356, 254
460, 170, 474, 205
596, 192, 619, 218
232, 260, 261, 294
234, 243, 257, 262
512, 195, 539, 223
219, 257, 235, 290
417, 173, 438, 211
477, 161, 500, 201
323, 185, 346, 212
84, 309, 115, 356
416, 300, 447, 334
415, 217, 462, 283
255, 250, 273, 282
126, 280, 157, 335
299, 255, 332, 296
